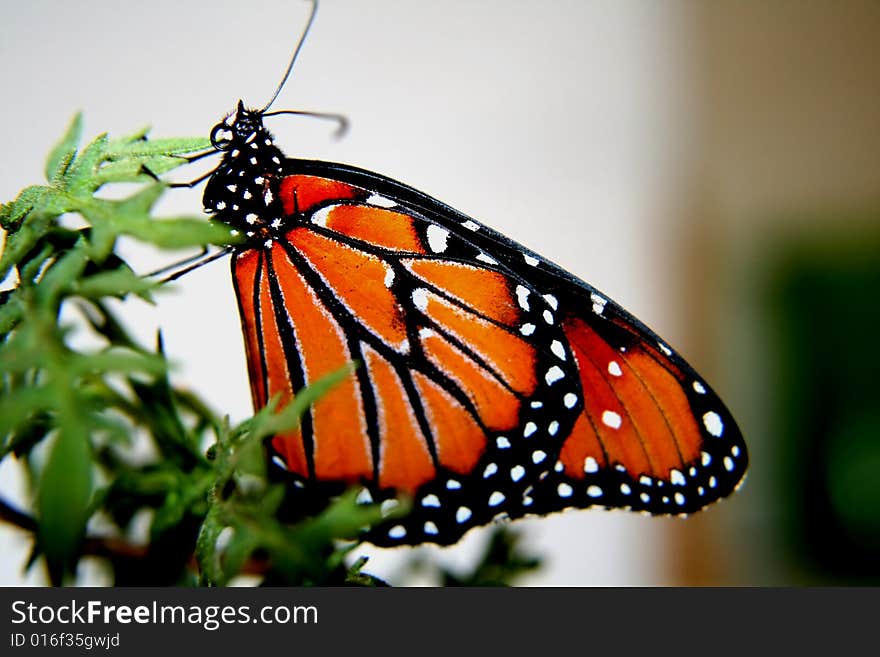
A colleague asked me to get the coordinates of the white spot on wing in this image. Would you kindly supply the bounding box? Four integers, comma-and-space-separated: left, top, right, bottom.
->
550, 340, 566, 360
523, 422, 537, 437
545, 366, 565, 385
602, 410, 622, 429
384, 267, 395, 288
424, 521, 438, 535
462, 220, 480, 231
583, 457, 599, 473
703, 411, 724, 437
516, 285, 531, 310
476, 252, 498, 265
412, 288, 429, 311
520, 323, 536, 336
524, 254, 539, 266
422, 494, 440, 507
608, 361, 623, 376
510, 465, 526, 482
557, 483, 573, 498
563, 393, 577, 409
309, 206, 332, 227
587, 485, 603, 498
496, 436, 511, 449
693, 381, 706, 394
388, 525, 406, 539
426, 224, 449, 253
543, 294, 558, 310
367, 193, 396, 208
456, 506, 472, 523
488, 491, 505, 506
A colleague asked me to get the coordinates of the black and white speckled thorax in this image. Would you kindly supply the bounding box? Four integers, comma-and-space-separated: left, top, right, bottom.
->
203, 101, 286, 238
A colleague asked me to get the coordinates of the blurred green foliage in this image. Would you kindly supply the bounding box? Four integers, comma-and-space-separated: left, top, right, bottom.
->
0, 115, 541, 586
766, 227, 880, 584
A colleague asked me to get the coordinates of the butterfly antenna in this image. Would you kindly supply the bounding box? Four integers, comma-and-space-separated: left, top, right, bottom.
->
260, 0, 319, 113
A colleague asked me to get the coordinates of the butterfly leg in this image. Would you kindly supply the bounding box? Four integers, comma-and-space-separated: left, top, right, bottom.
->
146, 247, 234, 284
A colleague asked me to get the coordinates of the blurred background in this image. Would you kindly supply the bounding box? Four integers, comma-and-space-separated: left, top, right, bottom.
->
1, 0, 878, 585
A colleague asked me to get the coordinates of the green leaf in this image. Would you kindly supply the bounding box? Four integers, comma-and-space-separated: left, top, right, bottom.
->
195, 505, 225, 586
115, 182, 165, 215
0, 185, 50, 231
103, 136, 211, 159
69, 349, 167, 378
37, 424, 93, 584
0, 386, 52, 452
65, 133, 109, 196
0, 210, 53, 281
121, 217, 239, 250
45, 113, 83, 182
75, 268, 158, 302
94, 156, 188, 186
0, 290, 25, 335
34, 240, 89, 307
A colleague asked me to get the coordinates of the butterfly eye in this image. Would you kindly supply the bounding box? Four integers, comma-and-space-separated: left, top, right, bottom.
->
210, 123, 234, 150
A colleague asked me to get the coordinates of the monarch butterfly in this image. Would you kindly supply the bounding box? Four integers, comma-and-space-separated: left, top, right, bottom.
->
185, 0, 747, 547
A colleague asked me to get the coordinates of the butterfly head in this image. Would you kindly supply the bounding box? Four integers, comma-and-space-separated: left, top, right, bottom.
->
210, 100, 270, 151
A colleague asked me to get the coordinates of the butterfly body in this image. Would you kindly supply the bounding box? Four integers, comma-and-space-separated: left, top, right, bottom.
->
202, 102, 748, 546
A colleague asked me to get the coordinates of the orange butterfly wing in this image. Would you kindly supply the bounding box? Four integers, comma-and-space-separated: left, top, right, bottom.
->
232, 175, 581, 544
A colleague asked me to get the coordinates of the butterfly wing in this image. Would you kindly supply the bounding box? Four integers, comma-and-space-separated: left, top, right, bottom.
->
232, 158, 747, 545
